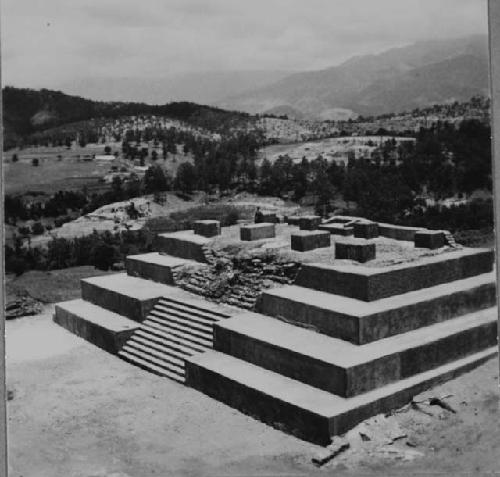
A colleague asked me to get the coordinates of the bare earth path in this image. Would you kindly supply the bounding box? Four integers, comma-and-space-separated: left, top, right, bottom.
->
6, 307, 499, 477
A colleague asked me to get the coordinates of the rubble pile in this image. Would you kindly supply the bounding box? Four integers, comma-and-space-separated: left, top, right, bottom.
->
175, 250, 301, 310
5, 296, 43, 320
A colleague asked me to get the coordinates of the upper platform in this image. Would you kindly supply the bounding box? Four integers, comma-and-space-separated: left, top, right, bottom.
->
294, 247, 494, 301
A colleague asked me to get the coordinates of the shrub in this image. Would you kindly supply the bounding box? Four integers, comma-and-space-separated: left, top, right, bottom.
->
91, 242, 119, 271
225, 209, 240, 226
31, 221, 45, 235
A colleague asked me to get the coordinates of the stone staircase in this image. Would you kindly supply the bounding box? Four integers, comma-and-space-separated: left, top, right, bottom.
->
443, 229, 460, 248
54, 248, 233, 382
118, 296, 229, 382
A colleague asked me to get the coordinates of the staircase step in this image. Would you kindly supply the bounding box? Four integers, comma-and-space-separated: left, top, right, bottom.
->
120, 344, 185, 375
123, 340, 186, 368
126, 252, 201, 284
147, 314, 213, 341
54, 299, 139, 354
182, 284, 205, 294
294, 248, 494, 301
149, 309, 214, 334
213, 308, 497, 398
136, 327, 207, 353
157, 297, 229, 320
131, 334, 194, 359
185, 347, 497, 445
80, 273, 187, 321
118, 350, 185, 382
257, 272, 497, 344
143, 320, 212, 348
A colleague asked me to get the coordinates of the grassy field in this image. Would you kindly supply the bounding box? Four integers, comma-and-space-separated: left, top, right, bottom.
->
5, 266, 114, 303
4, 142, 193, 195
259, 135, 415, 165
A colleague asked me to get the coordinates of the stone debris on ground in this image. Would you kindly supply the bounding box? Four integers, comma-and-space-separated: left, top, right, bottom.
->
312, 437, 350, 466
392, 393, 457, 417
5, 296, 43, 320
312, 411, 433, 468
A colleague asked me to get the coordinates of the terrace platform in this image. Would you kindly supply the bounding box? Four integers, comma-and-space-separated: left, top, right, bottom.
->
54, 217, 498, 446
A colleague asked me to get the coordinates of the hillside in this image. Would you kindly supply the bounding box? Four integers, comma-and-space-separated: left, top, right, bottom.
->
217, 35, 489, 119
2, 87, 252, 149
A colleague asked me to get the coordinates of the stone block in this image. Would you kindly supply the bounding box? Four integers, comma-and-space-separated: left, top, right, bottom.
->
326, 215, 361, 224
240, 223, 276, 241
318, 224, 354, 236
255, 212, 278, 224
378, 223, 425, 242
126, 253, 198, 285
291, 230, 331, 252
285, 215, 301, 226
353, 221, 379, 239
414, 230, 446, 249
54, 299, 139, 354
299, 215, 322, 230
193, 220, 221, 237
335, 239, 376, 263
155, 231, 211, 262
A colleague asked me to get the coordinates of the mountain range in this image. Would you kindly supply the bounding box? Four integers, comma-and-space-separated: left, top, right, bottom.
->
217, 35, 489, 119
4, 35, 490, 132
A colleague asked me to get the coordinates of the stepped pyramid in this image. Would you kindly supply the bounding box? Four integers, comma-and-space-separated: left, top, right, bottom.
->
54, 225, 498, 446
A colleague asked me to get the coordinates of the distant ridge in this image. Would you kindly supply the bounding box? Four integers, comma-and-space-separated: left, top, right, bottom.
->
1, 86, 251, 149
217, 35, 489, 119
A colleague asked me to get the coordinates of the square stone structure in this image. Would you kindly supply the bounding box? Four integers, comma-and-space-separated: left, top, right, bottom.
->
378, 223, 425, 242
291, 230, 331, 252
255, 211, 278, 224
335, 239, 376, 263
353, 221, 379, 239
414, 230, 446, 249
319, 224, 354, 236
193, 220, 221, 238
285, 215, 301, 226
241, 223, 276, 241
299, 215, 322, 230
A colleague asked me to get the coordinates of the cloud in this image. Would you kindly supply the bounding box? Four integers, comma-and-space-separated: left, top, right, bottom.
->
1, 0, 488, 89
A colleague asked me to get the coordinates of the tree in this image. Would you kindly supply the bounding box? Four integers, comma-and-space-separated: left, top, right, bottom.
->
91, 241, 118, 271
125, 174, 142, 197
144, 165, 169, 193
258, 158, 274, 195
31, 221, 45, 235
111, 176, 124, 201
11, 153, 18, 163
175, 162, 198, 193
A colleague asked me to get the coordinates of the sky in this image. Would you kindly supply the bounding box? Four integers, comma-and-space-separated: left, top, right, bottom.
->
1, 0, 488, 89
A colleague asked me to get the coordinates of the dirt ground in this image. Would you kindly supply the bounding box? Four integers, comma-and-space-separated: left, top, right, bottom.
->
5, 307, 499, 477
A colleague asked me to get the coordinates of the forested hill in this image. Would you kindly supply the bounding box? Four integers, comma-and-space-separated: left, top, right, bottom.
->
2, 86, 252, 147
